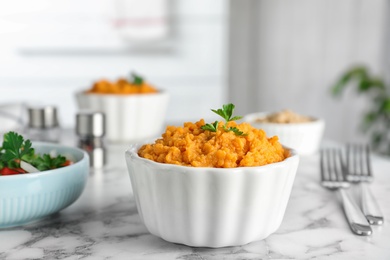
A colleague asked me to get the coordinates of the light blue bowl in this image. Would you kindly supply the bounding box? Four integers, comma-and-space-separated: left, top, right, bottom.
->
0, 142, 89, 228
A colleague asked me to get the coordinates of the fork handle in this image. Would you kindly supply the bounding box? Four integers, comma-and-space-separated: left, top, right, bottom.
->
339, 189, 372, 236
360, 183, 384, 225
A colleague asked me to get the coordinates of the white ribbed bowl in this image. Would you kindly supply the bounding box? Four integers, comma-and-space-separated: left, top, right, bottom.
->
125, 143, 299, 248
244, 112, 325, 155
75, 91, 169, 142
0, 143, 89, 228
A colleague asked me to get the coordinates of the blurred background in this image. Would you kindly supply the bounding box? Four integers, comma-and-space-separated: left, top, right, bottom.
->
0, 0, 388, 143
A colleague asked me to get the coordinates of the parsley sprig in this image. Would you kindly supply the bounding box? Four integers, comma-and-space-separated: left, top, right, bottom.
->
0, 132, 67, 174
201, 103, 247, 136
1, 132, 34, 162
130, 72, 144, 86
201, 121, 219, 132
33, 154, 66, 171
211, 104, 243, 122
224, 126, 246, 136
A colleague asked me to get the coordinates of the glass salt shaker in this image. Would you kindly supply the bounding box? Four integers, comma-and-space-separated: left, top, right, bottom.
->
76, 111, 106, 169
26, 105, 60, 142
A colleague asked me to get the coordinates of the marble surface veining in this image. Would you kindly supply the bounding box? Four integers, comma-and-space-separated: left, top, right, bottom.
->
1, 141, 390, 260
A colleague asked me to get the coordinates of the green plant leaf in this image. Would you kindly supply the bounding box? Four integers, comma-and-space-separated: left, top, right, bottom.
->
131, 72, 144, 86
32, 154, 66, 171
378, 98, 390, 113
362, 112, 377, 132
211, 103, 241, 122
371, 132, 383, 148
211, 109, 225, 120
1, 132, 34, 163
201, 121, 219, 132
358, 79, 372, 92
331, 65, 390, 152
332, 74, 352, 96
206, 104, 246, 136
230, 116, 243, 121
8, 160, 19, 169
369, 77, 386, 90
223, 126, 247, 136
223, 104, 234, 120
20, 139, 34, 158
331, 66, 369, 96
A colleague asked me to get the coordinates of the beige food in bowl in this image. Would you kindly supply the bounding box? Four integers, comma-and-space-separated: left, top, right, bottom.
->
244, 110, 325, 155
256, 109, 313, 124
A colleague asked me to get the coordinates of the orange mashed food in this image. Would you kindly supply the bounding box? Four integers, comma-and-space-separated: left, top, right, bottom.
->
87, 78, 157, 94
138, 119, 289, 168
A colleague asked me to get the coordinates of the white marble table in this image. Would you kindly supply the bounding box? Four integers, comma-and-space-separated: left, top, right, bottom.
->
1, 140, 390, 260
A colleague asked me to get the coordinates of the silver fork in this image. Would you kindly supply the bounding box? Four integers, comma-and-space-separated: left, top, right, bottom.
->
346, 144, 384, 225
320, 148, 372, 236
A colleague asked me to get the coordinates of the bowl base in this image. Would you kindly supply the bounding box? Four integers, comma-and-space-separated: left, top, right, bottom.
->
0, 215, 51, 229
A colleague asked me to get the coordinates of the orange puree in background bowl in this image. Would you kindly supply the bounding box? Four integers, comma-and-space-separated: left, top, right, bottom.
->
138, 119, 289, 168
87, 78, 157, 94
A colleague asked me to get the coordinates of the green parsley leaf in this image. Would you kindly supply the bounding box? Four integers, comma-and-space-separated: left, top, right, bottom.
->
223, 103, 234, 121
21, 139, 34, 158
224, 126, 247, 136
230, 116, 243, 121
8, 160, 19, 169
206, 103, 246, 136
211, 104, 241, 122
211, 108, 227, 121
201, 121, 219, 132
131, 72, 144, 86
1, 132, 34, 162
32, 154, 66, 171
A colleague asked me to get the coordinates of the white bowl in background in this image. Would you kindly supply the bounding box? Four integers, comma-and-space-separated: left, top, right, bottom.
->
125, 142, 299, 248
243, 112, 325, 155
75, 91, 169, 143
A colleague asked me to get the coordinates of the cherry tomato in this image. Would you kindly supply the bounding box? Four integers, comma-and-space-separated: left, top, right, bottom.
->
61, 160, 73, 167
0, 167, 26, 175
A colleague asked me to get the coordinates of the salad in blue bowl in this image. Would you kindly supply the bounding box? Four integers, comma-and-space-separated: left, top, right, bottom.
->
0, 132, 89, 228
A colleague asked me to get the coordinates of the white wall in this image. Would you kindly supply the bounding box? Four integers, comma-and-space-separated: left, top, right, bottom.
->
229, 0, 388, 143
0, 0, 228, 127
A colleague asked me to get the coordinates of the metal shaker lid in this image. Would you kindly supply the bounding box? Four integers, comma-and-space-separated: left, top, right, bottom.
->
28, 105, 59, 128
76, 111, 105, 137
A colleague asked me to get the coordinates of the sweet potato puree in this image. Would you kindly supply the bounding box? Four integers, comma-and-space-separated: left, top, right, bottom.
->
87, 78, 157, 94
138, 119, 289, 168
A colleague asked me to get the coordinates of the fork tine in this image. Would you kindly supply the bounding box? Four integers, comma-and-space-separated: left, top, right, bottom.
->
347, 143, 358, 177
320, 148, 350, 189
348, 144, 373, 182
327, 149, 336, 181
336, 149, 345, 182
364, 144, 372, 178
320, 149, 326, 181
346, 143, 352, 175
353, 144, 360, 176
331, 149, 338, 181
320, 148, 333, 182
333, 148, 349, 188
347, 143, 360, 182
359, 144, 365, 177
